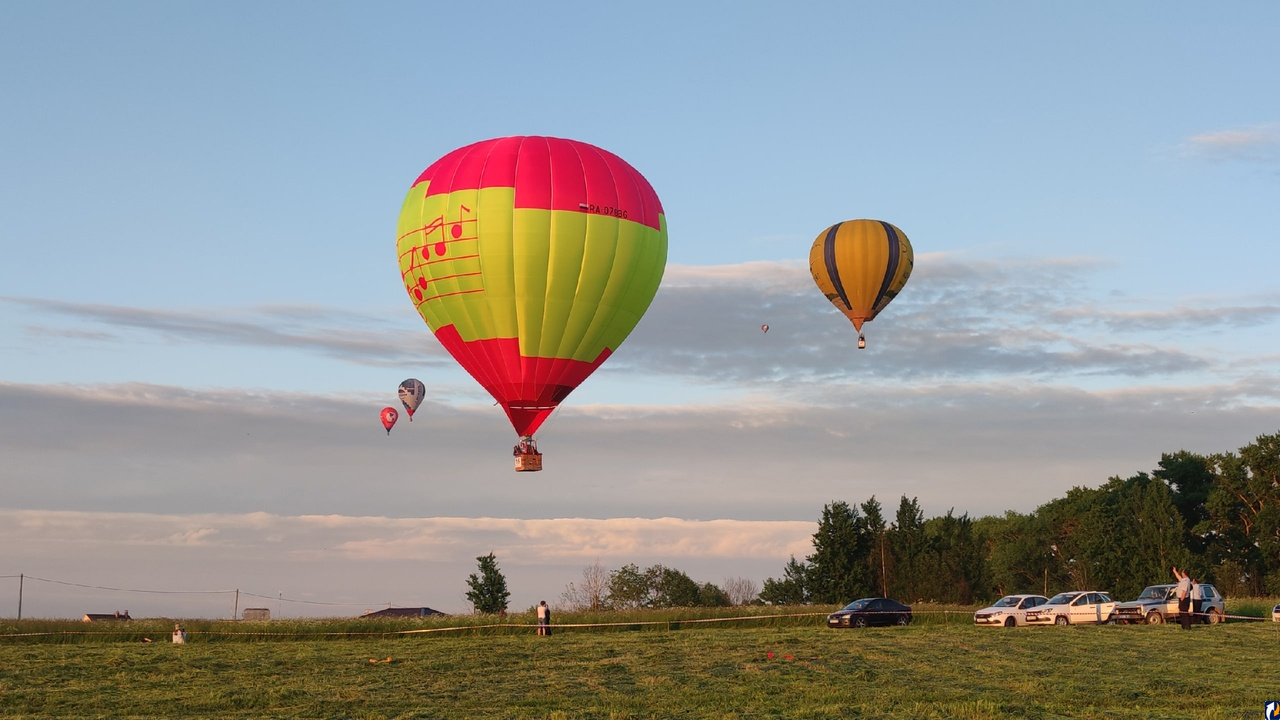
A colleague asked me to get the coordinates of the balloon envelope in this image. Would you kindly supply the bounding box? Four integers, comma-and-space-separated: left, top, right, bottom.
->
396, 136, 667, 437
397, 378, 425, 419
809, 219, 914, 332
380, 407, 399, 434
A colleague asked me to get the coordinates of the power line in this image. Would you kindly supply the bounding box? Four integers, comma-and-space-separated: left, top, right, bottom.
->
23, 575, 234, 595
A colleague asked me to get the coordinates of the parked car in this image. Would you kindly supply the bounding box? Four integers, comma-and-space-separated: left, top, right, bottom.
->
1024, 591, 1116, 626
973, 594, 1050, 627
1272, 604, 1279, 622
826, 597, 912, 628
1112, 583, 1225, 625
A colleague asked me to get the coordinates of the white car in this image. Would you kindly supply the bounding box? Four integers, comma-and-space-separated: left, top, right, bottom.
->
1024, 591, 1117, 626
1272, 604, 1279, 622
973, 594, 1050, 627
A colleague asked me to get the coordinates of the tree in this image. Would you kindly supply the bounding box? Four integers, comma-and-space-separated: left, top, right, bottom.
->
862, 496, 889, 597
698, 582, 732, 607
607, 563, 651, 609
465, 552, 510, 614
723, 576, 760, 606
646, 565, 702, 608
559, 559, 611, 611
806, 500, 875, 603
889, 496, 927, 601
975, 510, 1054, 599
760, 556, 808, 605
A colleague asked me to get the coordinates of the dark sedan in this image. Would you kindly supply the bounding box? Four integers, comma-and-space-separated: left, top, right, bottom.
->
826, 597, 913, 628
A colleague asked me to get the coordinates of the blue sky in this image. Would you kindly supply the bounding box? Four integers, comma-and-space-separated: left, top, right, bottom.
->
2, 1, 1279, 618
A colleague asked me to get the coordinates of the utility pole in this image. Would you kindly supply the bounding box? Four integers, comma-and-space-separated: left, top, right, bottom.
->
879, 534, 888, 597
233, 589, 239, 621
17, 574, 22, 621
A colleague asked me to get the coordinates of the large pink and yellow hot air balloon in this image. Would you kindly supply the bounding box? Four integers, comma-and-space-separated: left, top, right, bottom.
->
396, 136, 667, 469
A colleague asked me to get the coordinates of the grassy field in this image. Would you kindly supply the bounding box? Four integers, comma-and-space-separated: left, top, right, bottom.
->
2, 605, 1278, 719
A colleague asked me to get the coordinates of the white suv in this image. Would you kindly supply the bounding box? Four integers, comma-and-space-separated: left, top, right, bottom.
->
1112, 584, 1225, 625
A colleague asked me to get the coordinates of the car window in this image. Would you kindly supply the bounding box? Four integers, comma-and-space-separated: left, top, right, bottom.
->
1070, 595, 1085, 606
1046, 593, 1074, 605
867, 600, 883, 610
1017, 598, 1034, 609
1138, 586, 1169, 600
994, 596, 1020, 608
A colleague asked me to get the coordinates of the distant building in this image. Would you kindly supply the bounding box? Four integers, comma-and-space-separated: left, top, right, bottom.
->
242, 608, 271, 621
82, 611, 131, 622
360, 607, 444, 619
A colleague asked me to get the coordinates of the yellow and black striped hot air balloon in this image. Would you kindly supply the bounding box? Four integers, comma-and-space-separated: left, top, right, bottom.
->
808, 219, 914, 349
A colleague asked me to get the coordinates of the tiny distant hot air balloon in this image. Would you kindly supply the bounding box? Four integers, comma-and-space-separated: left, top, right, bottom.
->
397, 378, 425, 421
761, 324, 769, 333
809, 220, 914, 349
380, 407, 399, 435
396, 136, 667, 471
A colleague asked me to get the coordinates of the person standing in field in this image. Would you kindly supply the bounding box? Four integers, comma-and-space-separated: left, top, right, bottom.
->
1172, 567, 1193, 630
1190, 575, 1203, 624
537, 600, 551, 636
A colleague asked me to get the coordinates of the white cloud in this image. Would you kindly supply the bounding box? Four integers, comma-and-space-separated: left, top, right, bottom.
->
0, 509, 814, 618
1182, 124, 1280, 163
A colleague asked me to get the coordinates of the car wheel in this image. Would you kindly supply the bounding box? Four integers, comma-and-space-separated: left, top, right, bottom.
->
1054, 615, 1069, 626
896, 615, 909, 626
853, 616, 867, 628
1004, 616, 1016, 628
1207, 608, 1223, 625
1145, 612, 1164, 625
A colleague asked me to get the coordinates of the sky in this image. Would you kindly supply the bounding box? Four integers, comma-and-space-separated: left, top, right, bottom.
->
2, 1, 1279, 619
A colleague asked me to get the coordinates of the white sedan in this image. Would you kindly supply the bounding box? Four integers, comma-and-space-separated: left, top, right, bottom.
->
973, 594, 1050, 627
1024, 591, 1117, 626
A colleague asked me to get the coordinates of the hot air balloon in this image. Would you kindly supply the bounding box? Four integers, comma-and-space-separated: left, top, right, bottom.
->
761, 324, 769, 333
809, 219, 913, 349
380, 407, 399, 435
397, 378, 425, 420
396, 136, 667, 470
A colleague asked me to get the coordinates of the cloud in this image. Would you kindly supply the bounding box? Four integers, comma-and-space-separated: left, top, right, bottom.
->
0, 508, 814, 617
0, 296, 446, 367
619, 256, 1270, 384
9, 255, 1279, 389
5, 378, 1279, 526
1181, 124, 1280, 164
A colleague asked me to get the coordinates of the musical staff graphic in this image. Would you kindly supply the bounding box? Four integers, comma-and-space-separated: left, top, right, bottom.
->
399, 203, 483, 307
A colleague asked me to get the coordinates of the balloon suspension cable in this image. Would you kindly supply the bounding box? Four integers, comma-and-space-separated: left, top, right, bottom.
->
537, 405, 564, 439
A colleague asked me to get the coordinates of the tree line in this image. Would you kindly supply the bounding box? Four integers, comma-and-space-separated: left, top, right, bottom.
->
464, 431, 1279, 612
763, 431, 1280, 604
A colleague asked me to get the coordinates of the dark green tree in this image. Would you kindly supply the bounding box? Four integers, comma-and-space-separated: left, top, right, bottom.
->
647, 565, 702, 608
889, 496, 927, 601
806, 500, 874, 603
1154, 450, 1214, 555
607, 563, 651, 609
759, 555, 809, 605
861, 496, 890, 597
698, 582, 731, 607
918, 509, 985, 604
975, 511, 1054, 600
464, 552, 510, 614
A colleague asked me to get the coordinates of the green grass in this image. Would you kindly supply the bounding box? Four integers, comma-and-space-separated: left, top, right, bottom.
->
2, 606, 1279, 718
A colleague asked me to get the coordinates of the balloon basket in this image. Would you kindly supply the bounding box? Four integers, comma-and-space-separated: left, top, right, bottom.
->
514, 453, 543, 472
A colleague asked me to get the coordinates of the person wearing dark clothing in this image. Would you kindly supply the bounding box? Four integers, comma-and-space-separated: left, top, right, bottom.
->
1173, 567, 1193, 630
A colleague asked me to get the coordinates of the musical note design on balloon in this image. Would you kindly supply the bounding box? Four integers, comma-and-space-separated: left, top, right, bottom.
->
398, 203, 483, 308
